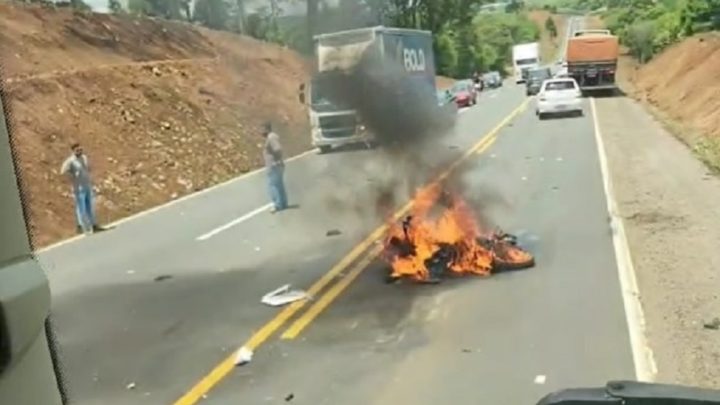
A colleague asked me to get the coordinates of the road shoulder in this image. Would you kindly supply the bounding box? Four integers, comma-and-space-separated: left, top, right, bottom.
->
595, 96, 720, 387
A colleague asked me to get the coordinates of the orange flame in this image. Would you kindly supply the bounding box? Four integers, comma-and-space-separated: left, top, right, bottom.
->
383, 183, 535, 282
383, 184, 493, 281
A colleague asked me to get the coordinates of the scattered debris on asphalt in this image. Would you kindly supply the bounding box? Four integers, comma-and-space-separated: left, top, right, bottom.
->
234, 346, 253, 366
326, 229, 342, 237
126, 382, 136, 390
126, 269, 136, 275
153, 274, 173, 282
448, 145, 459, 150
285, 393, 295, 402
534, 375, 547, 384
703, 317, 720, 330
521, 176, 528, 181
261, 284, 308, 307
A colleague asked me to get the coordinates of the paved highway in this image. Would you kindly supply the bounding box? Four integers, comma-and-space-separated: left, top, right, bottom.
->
41, 83, 636, 405
40, 18, 637, 404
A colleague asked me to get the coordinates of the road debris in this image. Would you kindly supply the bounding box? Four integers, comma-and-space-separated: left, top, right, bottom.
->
261, 284, 308, 307
534, 375, 547, 384
703, 317, 720, 330
234, 346, 253, 366
326, 229, 342, 237
153, 274, 173, 282
285, 393, 295, 402
126, 382, 136, 390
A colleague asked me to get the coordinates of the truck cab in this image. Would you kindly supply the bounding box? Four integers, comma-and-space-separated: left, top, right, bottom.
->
512, 42, 540, 84
299, 26, 436, 154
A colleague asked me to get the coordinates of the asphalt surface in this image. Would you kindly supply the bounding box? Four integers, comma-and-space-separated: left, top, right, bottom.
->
39, 15, 639, 405
39, 76, 636, 405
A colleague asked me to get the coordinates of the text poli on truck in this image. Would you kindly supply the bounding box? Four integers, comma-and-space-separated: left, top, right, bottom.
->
298, 26, 437, 154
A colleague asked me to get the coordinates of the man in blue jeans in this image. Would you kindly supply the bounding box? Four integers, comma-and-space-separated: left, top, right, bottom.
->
262, 122, 288, 213
61, 142, 104, 234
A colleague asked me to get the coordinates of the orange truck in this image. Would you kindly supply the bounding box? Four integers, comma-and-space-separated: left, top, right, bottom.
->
565, 29, 619, 91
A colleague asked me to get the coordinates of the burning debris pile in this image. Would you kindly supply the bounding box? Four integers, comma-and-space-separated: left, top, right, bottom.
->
383, 185, 535, 283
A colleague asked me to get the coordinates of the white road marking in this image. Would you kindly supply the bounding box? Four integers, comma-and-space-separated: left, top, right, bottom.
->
534, 375, 546, 384
590, 97, 658, 382
37, 149, 316, 253
196, 203, 272, 241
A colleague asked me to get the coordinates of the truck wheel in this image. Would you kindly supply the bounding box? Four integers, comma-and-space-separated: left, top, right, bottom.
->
538, 112, 546, 120
318, 145, 332, 154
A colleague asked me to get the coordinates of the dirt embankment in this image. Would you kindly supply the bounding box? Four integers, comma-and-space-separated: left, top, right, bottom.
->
529, 10, 567, 63
618, 33, 720, 171
0, 3, 311, 248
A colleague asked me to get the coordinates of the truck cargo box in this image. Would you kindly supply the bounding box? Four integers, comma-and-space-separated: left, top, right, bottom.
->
566, 35, 619, 63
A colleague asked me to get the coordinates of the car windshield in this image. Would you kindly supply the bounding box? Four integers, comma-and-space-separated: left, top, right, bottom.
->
516, 57, 538, 65
529, 69, 551, 80
545, 81, 576, 91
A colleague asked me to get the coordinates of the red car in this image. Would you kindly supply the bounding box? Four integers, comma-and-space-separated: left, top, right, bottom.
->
450, 80, 478, 107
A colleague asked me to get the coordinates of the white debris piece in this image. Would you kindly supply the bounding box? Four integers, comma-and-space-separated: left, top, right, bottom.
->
126, 382, 136, 390
261, 284, 308, 307
534, 375, 546, 384
235, 346, 253, 366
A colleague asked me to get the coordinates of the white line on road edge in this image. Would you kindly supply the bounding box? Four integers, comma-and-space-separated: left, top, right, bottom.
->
196, 203, 272, 241
37, 149, 316, 253
590, 97, 658, 382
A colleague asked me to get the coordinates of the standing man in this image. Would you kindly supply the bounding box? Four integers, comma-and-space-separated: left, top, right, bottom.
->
262, 122, 288, 213
61, 142, 103, 234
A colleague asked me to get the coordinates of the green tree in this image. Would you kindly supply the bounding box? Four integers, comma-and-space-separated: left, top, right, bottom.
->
70, 0, 92, 11
194, 0, 229, 29
128, 0, 152, 15
108, 0, 123, 12
625, 20, 656, 62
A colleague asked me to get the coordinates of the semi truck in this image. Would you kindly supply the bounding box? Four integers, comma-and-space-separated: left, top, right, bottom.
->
512, 42, 540, 84
565, 29, 619, 92
298, 26, 437, 154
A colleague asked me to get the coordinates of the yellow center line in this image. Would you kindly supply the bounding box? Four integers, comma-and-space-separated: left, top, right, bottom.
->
279, 122, 510, 340
171, 97, 530, 405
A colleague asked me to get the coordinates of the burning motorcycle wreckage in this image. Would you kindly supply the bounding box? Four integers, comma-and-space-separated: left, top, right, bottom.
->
381, 184, 535, 284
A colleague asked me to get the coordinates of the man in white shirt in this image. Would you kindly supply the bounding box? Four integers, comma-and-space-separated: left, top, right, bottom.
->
60, 142, 103, 234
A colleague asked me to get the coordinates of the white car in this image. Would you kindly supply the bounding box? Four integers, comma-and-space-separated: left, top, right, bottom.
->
535, 78, 583, 119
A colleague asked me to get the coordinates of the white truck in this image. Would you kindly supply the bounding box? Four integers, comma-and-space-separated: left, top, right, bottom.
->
298, 26, 437, 154
512, 42, 540, 84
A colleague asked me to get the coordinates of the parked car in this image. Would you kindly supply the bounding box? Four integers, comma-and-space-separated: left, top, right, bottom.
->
526, 66, 553, 96
535, 78, 583, 119
450, 80, 477, 107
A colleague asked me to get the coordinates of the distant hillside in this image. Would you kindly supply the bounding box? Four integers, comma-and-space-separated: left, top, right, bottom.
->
0, 3, 311, 247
